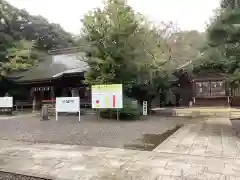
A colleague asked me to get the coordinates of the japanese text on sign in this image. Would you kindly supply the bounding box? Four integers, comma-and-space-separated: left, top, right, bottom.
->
143, 101, 148, 116
61, 100, 74, 104
56, 97, 80, 113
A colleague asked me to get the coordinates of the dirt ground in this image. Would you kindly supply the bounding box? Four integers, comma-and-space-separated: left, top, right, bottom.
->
0, 114, 198, 148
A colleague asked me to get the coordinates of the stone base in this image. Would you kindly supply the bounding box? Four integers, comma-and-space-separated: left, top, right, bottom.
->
153, 107, 239, 118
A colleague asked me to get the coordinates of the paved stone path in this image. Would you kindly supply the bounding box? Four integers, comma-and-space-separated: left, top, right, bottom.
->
154, 117, 240, 158
0, 117, 240, 179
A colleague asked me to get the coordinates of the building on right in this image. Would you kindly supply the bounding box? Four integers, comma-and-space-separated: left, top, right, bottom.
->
174, 68, 240, 107
191, 72, 229, 107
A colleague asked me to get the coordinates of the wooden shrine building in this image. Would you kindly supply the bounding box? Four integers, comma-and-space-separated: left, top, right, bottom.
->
6, 48, 240, 109
191, 72, 229, 107
173, 67, 240, 107
7, 48, 90, 111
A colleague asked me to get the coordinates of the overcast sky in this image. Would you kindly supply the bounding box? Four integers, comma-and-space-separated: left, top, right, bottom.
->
6, 0, 220, 35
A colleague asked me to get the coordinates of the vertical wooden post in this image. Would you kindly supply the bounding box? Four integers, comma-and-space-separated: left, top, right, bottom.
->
50, 86, 55, 116
192, 80, 195, 106
32, 89, 36, 113
117, 109, 119, 120
40, 89, 44, 109
96, 109, 100, 120
228, 80, 232, 107
51, 86, 55, 100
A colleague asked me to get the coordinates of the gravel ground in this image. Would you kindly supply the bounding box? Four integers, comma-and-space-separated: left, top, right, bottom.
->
0, 172, 49, 180
0, 114, 194, 148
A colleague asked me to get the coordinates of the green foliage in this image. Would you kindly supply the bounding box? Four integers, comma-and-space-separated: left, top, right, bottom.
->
3, 40, 36, 73
0, 0, 75, 50
0, 0, 75, 75
163, 30, 205, 71
192, 4, 240, 82
100, 97, 141, 120
80, 0, 205, 114
192, 45, 228, 73
81, 0, 170, 87
221, 0, 240, 8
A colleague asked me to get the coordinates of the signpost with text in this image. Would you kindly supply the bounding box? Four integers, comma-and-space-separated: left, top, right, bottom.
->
143, 101, 148, 116
55, 97, 80, 122
0, 97, 13, 115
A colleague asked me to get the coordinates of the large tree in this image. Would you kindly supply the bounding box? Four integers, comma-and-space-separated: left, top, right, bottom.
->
81, 0, 175, 86
221, 0, 240, 8
81, 0, 207, 108
192, 0, 240, 85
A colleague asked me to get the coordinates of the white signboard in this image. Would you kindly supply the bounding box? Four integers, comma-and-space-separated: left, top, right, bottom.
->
143, 101, 148, 116
0, 97, 13, 108
92, 84, 123, 109
55, 97, 80, 121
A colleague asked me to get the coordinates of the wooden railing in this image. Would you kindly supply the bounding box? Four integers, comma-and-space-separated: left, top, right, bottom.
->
41, 99, 92, 116
14, 100, 32, 112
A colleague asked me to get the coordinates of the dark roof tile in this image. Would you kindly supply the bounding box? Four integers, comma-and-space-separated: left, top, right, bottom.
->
8, 52, 88, 82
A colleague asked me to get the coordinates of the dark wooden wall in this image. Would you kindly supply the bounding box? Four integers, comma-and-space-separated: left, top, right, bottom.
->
194, 97, 229, 107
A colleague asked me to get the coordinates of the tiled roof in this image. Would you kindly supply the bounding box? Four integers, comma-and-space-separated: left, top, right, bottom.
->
7, 52, 89, 82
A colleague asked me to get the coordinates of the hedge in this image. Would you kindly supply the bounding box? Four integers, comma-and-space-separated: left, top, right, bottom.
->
100, 97, 141, 120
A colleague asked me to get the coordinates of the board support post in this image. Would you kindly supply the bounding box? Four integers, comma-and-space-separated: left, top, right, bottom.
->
117, 109, 119, 121
96, 109, 100, 120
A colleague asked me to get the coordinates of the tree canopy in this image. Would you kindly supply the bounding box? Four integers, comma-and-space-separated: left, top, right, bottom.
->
192, 0, 240, 84
81, 0, 204, 85
1, 0, 205, 89
80, 0, 205, 108
82, 0, 165, 86
0, 0, 76, 75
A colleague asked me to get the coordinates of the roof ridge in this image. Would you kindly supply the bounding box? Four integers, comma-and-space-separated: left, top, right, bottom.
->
176, 60, 192, 70
48, 46, 83, 55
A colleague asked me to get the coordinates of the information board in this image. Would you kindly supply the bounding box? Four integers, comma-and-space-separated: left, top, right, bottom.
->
92, 84, 123, 109
0, 97, 13, 115
0, 97, 13, 108
55, 97, 80, 121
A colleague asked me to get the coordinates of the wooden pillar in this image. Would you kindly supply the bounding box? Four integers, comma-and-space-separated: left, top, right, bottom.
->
192, 80, 196, 105
50, 86, 55, 100
228, 80, 232, 107
48, 87, 56, 116
32, 88, 36, 112
39, 90, 44, 110
71, 88, 74, 97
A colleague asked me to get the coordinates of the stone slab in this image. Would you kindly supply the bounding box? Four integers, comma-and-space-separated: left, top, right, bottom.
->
154, 117, 240, 158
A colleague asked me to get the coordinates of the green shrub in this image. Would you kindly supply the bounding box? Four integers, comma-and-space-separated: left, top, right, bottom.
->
100, 97, 141, 120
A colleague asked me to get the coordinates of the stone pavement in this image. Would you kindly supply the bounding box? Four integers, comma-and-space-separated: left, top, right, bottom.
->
0, 117, 240, 179
154, 117, 240, 158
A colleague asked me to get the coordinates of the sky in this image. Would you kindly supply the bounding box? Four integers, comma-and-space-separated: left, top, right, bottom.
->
5, 0, 220, 35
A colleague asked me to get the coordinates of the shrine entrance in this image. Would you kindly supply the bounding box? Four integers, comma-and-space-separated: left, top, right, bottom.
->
192, 73, 229, 107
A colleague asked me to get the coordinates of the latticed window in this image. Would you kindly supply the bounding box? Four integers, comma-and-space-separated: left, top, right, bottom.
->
196, 82, 210, 96
195, 81, 226, 97
232, 86, 240, 96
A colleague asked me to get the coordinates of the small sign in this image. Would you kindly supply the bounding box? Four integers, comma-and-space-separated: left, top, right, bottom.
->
55, 97, 80, 121
0, 97, 13, 115
91, 84, 123, 109
143, 101, 148, 116
0, 97, 13, 108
